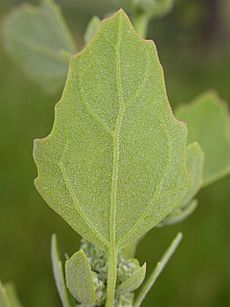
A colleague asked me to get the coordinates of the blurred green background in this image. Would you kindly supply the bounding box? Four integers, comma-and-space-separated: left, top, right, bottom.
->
0, 0, 230, 306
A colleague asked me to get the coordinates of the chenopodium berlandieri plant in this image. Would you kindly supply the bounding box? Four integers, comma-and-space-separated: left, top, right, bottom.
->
2, 0, 230, 306
32, 9, 230, 307
33, 10, 193, 307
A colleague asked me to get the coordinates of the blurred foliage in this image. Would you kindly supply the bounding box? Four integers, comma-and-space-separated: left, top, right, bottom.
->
2, 0, 76, 94
0, 0, 230, 307
116, 0, 176, 18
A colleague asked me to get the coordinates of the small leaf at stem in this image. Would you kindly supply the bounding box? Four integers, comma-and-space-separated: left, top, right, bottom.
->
65, 250, 97, 305
122, 241, 138, 259
176, 91, 230, 186
84, 16, 101, 44
117, 263, 146, 295
158, 199, 198, 226
180, 142, 204, 207
158, 142, 204, 226
2, 0, 76, 94
51, 234, 71, 307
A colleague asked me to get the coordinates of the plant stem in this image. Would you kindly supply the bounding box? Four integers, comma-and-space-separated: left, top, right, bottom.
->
132, 12, 150, 38
134, 233, 183, 307
106, 247, 118, 307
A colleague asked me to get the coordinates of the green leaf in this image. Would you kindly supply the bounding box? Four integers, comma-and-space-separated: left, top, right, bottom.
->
51, 234, 71, 307
33, 10, 190, 251
158, 142, 203, 226
2, 0, 76, 94
117, 263, 146, 295
65, 250, 97, 305
176, 91, 230, 186
122, 242, 138, 259
181, 142, 204, 207
158, 199, 198, 226
84, 16, 101, 45
117, 0, 176, 18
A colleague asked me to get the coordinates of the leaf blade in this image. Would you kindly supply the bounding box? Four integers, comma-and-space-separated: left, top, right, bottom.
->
158, 142, 203, 226
65, 250, 97, 305
182, 142, 204, 207
33, 10, 190, 249
158, 199, 198, 226
117, 263, 146, 295
176, 91, 230, 186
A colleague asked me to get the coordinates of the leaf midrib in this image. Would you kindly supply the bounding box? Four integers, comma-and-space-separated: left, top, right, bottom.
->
108, 18, 173, 248
109, 14, 124, 248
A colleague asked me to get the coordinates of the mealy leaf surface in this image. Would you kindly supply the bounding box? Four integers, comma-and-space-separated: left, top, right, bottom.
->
117, 263, 146, 295
158, 142, 204, 226
180, 142, 204, 207
65, 250, 96, 305
33, 10, 190, 250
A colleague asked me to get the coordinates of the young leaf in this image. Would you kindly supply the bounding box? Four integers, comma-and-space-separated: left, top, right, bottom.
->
33, 10, 190, 251
176, 91, 230, 186
84, 16, 101, 45
2, 0, 76, 94
158, 199, 198, 226
122, 241, 138, 259
158, 142, 203, 226
181, 142, 204, 207
51, 235, 71, 307
117, 263, 146, 295
65, 250, 97, 305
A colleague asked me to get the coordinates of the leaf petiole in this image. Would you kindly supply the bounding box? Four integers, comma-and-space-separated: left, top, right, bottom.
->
106, 247, 118, 307
134, 232, 183, 307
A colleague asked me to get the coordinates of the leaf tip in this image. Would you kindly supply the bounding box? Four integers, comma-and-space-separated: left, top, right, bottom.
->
142, 262, 147, 275
51, 233, 58, 252
115, 8, 127, 17
176, 232, 183, 242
